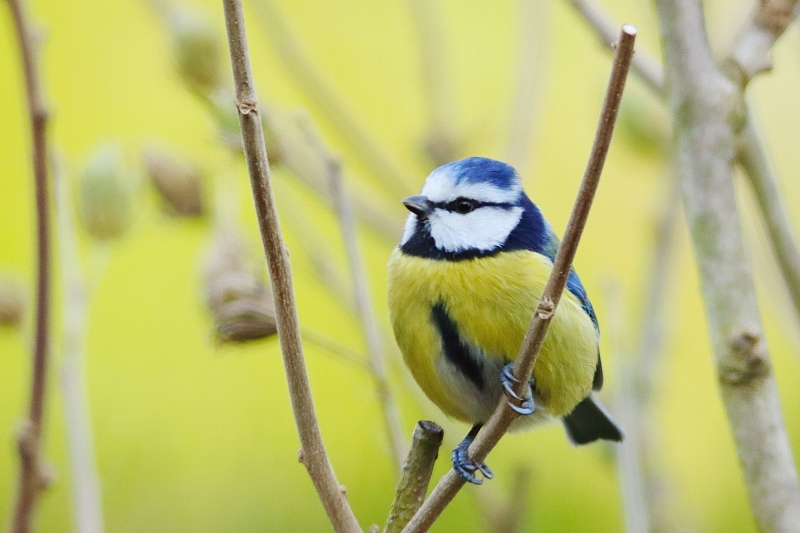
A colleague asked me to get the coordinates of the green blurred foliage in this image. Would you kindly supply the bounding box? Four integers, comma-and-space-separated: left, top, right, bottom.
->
1, 0, 800, 532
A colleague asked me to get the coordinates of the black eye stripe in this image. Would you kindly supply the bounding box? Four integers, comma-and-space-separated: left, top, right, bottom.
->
431, 199, 514, 212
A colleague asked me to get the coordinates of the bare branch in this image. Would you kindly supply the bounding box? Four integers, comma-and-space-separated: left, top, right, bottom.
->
737, 106, 800, 325
55, 158, 106, 533
401, 26, 637, 532
384, 422, 444, 533
300, 119, 408, 473
566, 0, 664, 96
724, 0, 800, 86
654, 0, 800, 530
7, 0, 54, 530
220, 1, 361, 531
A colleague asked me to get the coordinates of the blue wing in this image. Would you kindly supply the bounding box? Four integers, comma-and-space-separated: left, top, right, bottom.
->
541, 225, 603, 391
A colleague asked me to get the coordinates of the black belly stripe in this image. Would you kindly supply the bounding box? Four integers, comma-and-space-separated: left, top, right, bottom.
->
430, 302, 485, 391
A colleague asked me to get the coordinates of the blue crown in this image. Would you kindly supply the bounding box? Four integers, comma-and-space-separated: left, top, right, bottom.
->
438, 157, 520, 192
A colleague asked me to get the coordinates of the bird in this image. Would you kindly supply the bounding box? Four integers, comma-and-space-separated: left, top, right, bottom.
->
387, 157, 623, 484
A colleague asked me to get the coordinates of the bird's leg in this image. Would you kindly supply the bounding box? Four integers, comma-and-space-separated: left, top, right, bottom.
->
451, 423, 494, 485
501, 363, 535, 415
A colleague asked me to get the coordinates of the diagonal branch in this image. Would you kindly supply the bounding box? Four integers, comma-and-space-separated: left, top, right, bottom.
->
300, 119, 408, 473
401, 25, 637, 533
654, 0, 800, 530
7, 0, 54, 531
221, 1, 361, 531
737, 106, 800, 323
724, 0, 800, 87
383, 421, 444, 533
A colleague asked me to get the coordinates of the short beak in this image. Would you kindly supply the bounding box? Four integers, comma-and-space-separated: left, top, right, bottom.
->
402, 195, 434, 217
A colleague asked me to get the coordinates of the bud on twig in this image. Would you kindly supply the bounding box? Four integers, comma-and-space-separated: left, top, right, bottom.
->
171, 9, 222, 93
204, 225, 277, 342
143, 146, 206, 217
0, 276, 27, 328
77, 144, 134, 241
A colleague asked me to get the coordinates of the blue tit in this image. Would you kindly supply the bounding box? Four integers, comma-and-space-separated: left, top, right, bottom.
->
387, 157, 623, 484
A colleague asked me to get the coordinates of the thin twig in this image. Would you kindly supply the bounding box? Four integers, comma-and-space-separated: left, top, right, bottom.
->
7, 0, 54, 531
54, 157, 106, 533
300, 119, 408, 472
384, 421, 444, 533
401, 26, 637, 533
654, 0, 800, 530
724, 0, 800, 86
221, 1, 361, 531
408, 0, 459, 165
737, 105, 800, 324
566, 0, 664, 96
248, 0, 417, 198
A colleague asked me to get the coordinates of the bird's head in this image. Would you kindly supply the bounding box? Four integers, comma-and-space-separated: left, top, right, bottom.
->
399, 157, 548, 260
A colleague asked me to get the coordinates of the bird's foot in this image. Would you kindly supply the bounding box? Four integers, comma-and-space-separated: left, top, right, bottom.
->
501, 363, 536, 415
451, 424, 493, 485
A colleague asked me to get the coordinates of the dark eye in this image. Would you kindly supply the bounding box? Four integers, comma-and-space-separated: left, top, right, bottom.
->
453, 198, 476, 214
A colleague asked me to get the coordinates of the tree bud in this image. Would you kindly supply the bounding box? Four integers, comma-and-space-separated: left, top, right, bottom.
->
0, 276, 27, 328
143, 146, 206, 217
78, 144, 134, 241
172, 10, 221, 93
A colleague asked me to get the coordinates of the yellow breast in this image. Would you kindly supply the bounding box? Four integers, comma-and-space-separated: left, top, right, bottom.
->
387, 248, 598, 421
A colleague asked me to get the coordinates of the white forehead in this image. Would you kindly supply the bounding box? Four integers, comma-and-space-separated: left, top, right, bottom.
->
420, 166, 521, 204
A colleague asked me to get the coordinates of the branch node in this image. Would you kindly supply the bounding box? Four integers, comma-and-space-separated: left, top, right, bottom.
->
536, 297, 555, 320
720, 326, 770, 385
755, 1, 796, 32
235, 97, 258, 115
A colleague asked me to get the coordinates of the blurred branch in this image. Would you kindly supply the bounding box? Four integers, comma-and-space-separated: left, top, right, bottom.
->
54, 158, 106, 533
249, 0, 418, 198
505, 0, 547, 171
654, 0, 800, 530
220, 1, 361, 531
724, 0, 800, 87
737, 106, 800, 324
301, 119, 407, 472
606, 178, 681, 533
7, 0, 55, 531
384, 422, 444, 533
408, 0, 459, 165
566, 0, 664, 96
272, 177, 355, 307
261, 108, 405, 242
401, 27, 636, 532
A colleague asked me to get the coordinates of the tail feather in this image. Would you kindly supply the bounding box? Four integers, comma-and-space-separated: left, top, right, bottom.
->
562, 395, 623, 445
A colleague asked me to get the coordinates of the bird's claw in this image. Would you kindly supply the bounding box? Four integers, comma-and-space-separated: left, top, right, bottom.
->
501, 363, 536, 416
452, 443, 493, 485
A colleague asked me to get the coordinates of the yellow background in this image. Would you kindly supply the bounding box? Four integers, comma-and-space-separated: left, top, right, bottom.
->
1, 0, 800, 531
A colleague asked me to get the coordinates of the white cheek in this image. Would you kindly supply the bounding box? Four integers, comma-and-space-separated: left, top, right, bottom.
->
430, 207, 523, 253
400, 214, 418, 245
